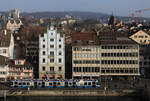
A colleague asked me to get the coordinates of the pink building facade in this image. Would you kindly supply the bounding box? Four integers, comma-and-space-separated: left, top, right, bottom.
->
8, 59, 33, 80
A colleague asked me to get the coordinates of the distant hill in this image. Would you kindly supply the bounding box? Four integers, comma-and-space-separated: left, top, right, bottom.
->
0, 11, 150, 23
21, 11, 110, 19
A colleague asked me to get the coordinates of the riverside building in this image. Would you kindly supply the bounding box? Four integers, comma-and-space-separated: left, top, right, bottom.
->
130, 30, 150, 78
39, 26, 65, 79
72, 32, 140, 79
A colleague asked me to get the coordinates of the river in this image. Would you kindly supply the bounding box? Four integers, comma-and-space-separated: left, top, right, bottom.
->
0, 96, 144, 101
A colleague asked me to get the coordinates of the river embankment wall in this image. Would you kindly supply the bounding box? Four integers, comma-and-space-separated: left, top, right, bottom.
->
0, 89, 144, 97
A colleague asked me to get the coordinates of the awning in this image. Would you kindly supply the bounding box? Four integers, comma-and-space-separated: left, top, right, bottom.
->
42, 75, 47, 77
57, 74, 62, 78
49, 75, 55, 78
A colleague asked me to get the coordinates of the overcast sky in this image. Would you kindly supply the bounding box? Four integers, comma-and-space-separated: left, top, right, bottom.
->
1, 0, 150, 17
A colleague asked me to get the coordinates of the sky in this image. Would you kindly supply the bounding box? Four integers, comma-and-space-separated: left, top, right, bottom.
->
1, 0, 150, 17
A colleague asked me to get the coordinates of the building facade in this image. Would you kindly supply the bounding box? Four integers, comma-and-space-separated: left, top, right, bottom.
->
0, 56, 9, 82
0, 30, 14, 59
72, 32, 140, 79
72, 32, 101, 79
129, 30, 150, 45
8, 59, 33, 80
39, 26, 65, 79
130, 30, 150, 78
9, 9, 20, 19
6, 19, 23, 32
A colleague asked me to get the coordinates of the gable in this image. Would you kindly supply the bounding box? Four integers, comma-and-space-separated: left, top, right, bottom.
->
129, 30, 150, 44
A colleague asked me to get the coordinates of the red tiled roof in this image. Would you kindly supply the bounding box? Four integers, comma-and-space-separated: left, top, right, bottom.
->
72, 32, 99, 46
99, 32, 138, 44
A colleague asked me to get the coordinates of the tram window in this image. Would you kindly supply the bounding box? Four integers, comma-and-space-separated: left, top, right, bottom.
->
23, 82, 26, 85
69, 82, 72, 85
38, 83, 41, 85
49, 83, 53, 86
73, 82, 76, 85
84, 82, 87, 86
15, 82, 18, 84
53, 82, 56, 85
10, 82, 13, 85
92, 82, 95, 85
34, 82, 37, 85
57, 82, 60, 85
65, 82, 68, 85
19, 83, 22, 85
88, 82, 91, 85
27, 82, 30, 85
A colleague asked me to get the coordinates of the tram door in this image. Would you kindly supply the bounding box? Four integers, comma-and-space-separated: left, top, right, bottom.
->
73, 82, 76, 87
53, 82, 56, 88
92, 82, 96, 87
42, 82, 45, 88
65, 82, 68, 87
14, 82, 18, 88
34, 82, 37, 88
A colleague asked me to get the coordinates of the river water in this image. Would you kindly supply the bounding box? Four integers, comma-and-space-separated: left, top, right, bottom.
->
0, 96, 144, 101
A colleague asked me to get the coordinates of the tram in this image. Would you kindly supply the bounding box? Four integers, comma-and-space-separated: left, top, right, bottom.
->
11, 79, 100, 88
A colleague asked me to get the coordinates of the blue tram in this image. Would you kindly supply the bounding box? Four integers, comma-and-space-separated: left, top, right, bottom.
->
11, 80, 34, 88
11, 79, 100, 88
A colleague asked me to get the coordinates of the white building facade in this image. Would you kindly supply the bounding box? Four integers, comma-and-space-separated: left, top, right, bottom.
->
0, 30, 14, 59
39, 26, 65, 79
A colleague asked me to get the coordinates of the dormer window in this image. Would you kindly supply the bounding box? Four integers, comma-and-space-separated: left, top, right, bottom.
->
139, 36, 143, 38
16, 60, 21, 65
15, 60, 25, 65
87, 40, 94, 45
134, 35, 137, 38
75, 40, 82, 44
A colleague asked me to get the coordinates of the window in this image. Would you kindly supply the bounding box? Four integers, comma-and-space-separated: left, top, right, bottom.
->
59, 45, 61, 48
42, 66, 45, 71
50, 67, 54, 71
59, 39, 61, 42
50, 45, 54, 48
43, 45, 45, 48
51, 33, 53, 35
43, 39, 45, 42
134, 35, 137, 38
50, 51, 54, 56
59, 67, 62, 71
3, 49, 6, 53
43, 58, 45, 63
50, 59, 54, 63
143, 40, 146, 43
50, 38, 54, 42
59, 58, 62, 63
59, 51, 62, 55
41, 34, 44, 37
139, 36, 143, 38
15, 60, 21, 65
95, 67, 100, 72
43, 51, 45, 55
